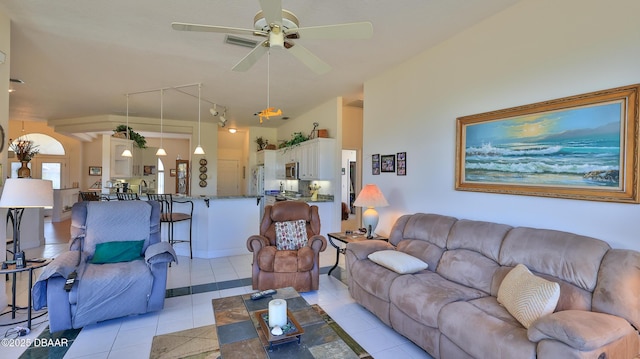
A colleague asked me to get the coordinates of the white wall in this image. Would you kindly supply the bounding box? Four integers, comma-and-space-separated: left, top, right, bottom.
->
363, 0, 640, 251
0, 9, 10, 310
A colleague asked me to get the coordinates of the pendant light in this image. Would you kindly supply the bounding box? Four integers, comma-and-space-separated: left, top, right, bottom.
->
194, 83, 205, 155
121, 94, 133, 158
156, 89, 167, 156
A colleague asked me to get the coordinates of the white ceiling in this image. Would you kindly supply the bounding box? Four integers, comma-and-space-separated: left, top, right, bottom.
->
0, 0, 520, 131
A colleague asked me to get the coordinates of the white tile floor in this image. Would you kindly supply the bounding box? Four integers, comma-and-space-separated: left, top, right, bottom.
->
3, 241, 433, 359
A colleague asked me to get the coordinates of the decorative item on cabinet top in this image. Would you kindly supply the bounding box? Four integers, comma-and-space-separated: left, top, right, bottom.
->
199, 158, 208, 187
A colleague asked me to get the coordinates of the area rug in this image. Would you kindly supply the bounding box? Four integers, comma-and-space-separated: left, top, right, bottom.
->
150, 325, 220, 359
149, 304, 370, 359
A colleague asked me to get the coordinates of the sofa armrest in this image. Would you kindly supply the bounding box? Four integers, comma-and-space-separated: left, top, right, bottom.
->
527, 310, 635, 351
247, 235, 270, 253
308, 234, 327, 253
145, 242, 178, 265
346, 240, 394, 260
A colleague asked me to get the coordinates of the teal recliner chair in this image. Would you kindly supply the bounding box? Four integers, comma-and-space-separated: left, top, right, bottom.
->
33, 200, 177, 332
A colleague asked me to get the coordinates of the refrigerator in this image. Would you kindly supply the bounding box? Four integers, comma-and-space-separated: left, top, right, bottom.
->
252, 165, 265, 220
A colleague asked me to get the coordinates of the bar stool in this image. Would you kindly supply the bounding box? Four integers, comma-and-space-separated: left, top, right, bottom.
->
80, 191, 110, 201
116, 192, 140, 200
146, 194, 193, 258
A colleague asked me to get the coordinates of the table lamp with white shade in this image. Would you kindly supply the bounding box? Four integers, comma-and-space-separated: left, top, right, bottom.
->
353, 184, 389, 239
0, 179, 54, 264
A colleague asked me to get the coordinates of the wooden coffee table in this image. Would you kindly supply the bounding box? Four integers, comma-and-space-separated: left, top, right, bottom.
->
213, 287, 369, 358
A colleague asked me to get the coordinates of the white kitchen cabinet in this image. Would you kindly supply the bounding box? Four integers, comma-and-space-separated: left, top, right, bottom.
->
108, 136, 133, 178
276, 138, 335, 180
299, 138, 335, 180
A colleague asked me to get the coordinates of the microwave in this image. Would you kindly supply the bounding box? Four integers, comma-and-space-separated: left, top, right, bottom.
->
285, 162, 298, 180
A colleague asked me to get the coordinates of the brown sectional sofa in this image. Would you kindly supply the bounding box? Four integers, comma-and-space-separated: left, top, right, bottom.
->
345, 213, 640, 359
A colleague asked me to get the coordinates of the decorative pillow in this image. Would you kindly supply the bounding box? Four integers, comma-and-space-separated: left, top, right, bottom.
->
368, 250, 429, 274
497, 264, 561, 328
275, 220, 308, 250
91, 240, 145, 264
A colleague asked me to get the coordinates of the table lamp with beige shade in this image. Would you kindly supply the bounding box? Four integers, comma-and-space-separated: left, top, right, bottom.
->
353, 184, 389, 239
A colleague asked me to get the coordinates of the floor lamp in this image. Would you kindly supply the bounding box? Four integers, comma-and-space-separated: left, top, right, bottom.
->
0, 179, 54, 266
353, 184, 389, 239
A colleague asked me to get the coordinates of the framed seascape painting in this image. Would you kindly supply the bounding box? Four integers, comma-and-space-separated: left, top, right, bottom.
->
455, 84, 640, 203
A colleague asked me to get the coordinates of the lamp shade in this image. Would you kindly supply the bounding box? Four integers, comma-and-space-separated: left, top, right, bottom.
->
353, 184, 388, 239
353, 184, 389, 208
0, 179, 54, 208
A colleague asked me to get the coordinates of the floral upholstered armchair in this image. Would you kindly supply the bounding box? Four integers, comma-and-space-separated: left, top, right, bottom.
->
247, 201, 327, 292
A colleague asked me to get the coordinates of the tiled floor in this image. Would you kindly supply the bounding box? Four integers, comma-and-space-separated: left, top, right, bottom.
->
2, 219, 433, 359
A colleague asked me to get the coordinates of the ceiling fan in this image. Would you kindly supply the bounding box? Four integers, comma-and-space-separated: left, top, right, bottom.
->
171, 0, 373, 74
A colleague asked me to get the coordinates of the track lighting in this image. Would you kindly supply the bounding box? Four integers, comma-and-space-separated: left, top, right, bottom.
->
210, 104, 219, 117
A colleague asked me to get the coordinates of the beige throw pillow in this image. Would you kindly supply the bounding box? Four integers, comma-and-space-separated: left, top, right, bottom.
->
368, 250, 428, 274
497, 264, 560, 328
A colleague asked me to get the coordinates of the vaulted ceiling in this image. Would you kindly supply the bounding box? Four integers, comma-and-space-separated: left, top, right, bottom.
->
1, 0, 520, 131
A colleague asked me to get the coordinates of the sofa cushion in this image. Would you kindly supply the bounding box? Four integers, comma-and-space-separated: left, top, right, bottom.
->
439, 298, 536, 359
497, 264, 560, 328
499, 227, 609, 292
350, 256, 402, 302
390, 213, 457, 248
84, 201, 152, 255
437, 248, 499, 294
389, 272, 486, 328
368, 250, 428, 274
275, 220, 308, 250
592, 249, 640, 331
447, 219, 511, 262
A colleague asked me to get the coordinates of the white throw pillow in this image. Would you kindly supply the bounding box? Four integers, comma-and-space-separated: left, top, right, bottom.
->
368, 250, 428, 274
497, 264, 560, 328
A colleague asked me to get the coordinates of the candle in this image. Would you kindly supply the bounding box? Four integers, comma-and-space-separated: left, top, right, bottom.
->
268, 299, 287, 328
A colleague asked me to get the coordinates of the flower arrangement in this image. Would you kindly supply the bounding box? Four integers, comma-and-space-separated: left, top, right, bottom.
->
10, 139, 39, 162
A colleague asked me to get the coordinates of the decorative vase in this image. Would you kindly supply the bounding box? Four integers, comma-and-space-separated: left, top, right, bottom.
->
18, 161, 31, 178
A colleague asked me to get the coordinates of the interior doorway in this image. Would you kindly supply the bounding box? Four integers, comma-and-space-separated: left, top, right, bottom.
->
218, 159, 240, 196
341, 150, 358, 231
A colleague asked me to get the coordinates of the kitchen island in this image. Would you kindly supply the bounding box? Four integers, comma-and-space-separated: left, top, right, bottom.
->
109, 194, 260, 259
108, 193, 339, 259
172, 195, 260, 258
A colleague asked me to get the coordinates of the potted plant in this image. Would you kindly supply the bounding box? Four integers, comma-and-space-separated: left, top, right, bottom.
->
113, 125, 147, 149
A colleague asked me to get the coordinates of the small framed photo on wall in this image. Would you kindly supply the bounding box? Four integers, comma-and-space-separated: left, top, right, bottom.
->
89, 166, 102, 176
397, 152, 406, 176
381, 154, 396, 173
372, 154, 380, 175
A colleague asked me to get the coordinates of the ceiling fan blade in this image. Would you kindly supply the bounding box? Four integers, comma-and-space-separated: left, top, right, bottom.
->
172, 22, 261, 36
258, 0, 283, 26
232, 42, 269, 72
287, 43, 331, 75
286, 22, 373, 39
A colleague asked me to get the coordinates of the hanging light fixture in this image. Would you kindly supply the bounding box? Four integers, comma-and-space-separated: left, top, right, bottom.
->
194, 83, 205, 155
257, 50, 282, 124
121, 94, 133, 158
156, 89, 167, 156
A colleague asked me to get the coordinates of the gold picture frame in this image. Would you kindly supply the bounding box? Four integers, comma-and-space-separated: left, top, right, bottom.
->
455, 84, 640, 203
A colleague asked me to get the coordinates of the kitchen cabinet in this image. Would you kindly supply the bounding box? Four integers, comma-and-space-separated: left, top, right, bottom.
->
299, 138, 335, 180
108, 136, 133, 178
275, 138, 335, 180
